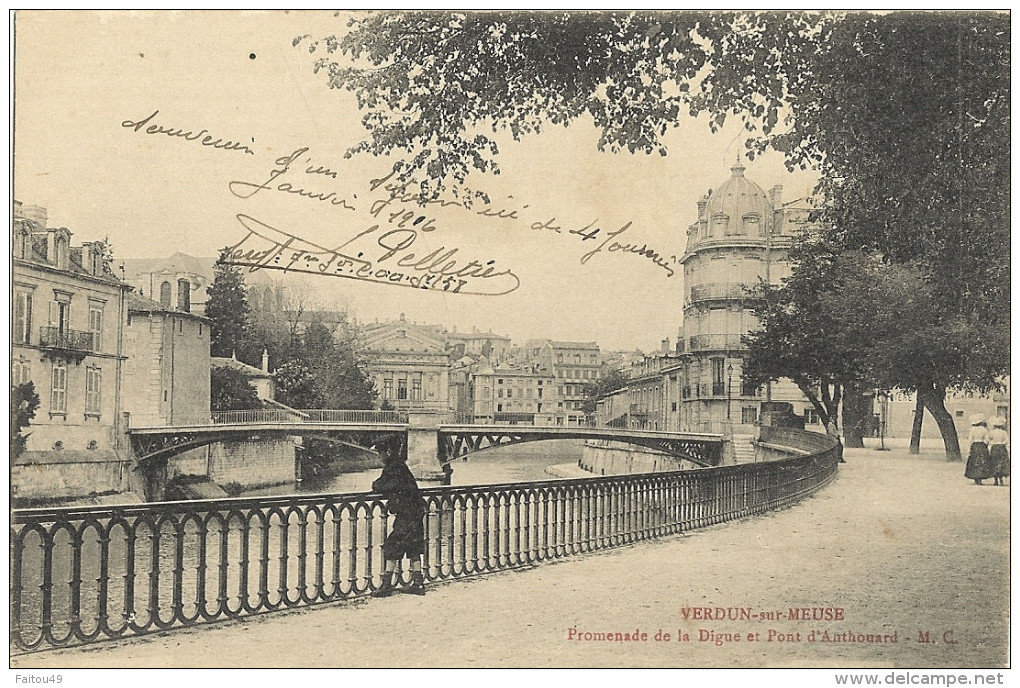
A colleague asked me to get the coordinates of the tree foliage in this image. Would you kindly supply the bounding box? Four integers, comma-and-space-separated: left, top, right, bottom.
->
206, 251, 253, 359
581, 368, 630, 415
299, 11, 1009, 457
210, 366, 262, 412
11, 381, 40, 458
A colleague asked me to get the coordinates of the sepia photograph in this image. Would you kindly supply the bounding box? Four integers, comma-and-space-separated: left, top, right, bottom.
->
8, 9, 1011, 679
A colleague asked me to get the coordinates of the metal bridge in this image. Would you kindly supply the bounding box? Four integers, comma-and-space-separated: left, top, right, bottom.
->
126, 410, 724, 468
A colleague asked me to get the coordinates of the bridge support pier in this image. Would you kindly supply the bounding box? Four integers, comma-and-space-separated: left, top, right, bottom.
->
405, 411, 453, 485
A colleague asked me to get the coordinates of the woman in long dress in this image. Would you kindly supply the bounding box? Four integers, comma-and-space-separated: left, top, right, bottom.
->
964, 416, 992, 485
988, 418, 1010, 487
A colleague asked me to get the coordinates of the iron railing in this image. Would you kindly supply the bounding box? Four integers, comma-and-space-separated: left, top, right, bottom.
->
11, 431, 839, 652
126, 409, 410, 429
38, 326, 95, 352
688, 334, 746, 352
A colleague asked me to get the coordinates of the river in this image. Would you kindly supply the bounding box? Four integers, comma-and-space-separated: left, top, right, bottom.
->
243, 439, 586, 496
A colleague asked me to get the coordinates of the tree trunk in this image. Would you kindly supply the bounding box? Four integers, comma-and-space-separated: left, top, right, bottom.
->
909, 394, 924, 454
918, 383, 962, 461
841, 386, 869, 449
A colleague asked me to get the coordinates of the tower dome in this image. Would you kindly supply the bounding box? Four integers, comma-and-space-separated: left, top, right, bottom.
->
702, 160, 773, 238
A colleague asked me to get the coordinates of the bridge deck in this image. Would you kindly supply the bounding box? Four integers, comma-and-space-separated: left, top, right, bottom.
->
437, 425, 722, 441
127, 422, 410, 435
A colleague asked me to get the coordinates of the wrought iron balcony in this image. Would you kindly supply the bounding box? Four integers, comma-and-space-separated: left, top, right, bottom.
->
689, 283, 751, 303
38, 326, 95, 352
687, 334, 747, 351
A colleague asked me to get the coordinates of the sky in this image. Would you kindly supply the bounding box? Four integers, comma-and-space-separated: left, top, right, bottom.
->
13, 10, 818, 352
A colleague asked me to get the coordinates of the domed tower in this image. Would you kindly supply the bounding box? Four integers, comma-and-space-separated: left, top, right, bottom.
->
677, 159, 796, 435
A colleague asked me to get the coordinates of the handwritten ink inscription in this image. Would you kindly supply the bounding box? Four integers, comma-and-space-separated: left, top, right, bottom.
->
223, 214, 520, 296
229, 147, 356, 210
120, 110, 680, 292
122, 110, 255, 156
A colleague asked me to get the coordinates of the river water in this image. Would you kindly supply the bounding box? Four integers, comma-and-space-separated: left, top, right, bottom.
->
244, 439, 586, 496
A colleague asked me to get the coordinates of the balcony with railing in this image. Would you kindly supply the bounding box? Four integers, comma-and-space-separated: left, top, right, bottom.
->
38, 326, 95, 353
687, 334, 747, 352
688, 283, 752, 304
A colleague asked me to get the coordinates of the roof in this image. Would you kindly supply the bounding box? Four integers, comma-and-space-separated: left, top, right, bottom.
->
121, 252, 279, 287
126, 291, 211, 321
704, 162, 773, 224
211, 356, 271, 378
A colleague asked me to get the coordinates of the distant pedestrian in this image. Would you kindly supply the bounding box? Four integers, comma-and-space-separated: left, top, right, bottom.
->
827, 419, 845, 463
371, 449, 427, 597
988, 418, 1010, 487
964, 415, 992, 485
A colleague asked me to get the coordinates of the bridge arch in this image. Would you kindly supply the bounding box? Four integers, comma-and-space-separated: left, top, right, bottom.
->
437, 426, 723, 468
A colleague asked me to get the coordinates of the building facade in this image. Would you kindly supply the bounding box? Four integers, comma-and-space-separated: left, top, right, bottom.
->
361, 315, 451, 414
12, 202, 134, 502
678, 161, 811, 434
122, 292, 212, 427
12, 201, 132, 454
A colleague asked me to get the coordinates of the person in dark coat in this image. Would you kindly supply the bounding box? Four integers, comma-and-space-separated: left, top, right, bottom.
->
964, 415, 992, 485
371, 449, 427, 597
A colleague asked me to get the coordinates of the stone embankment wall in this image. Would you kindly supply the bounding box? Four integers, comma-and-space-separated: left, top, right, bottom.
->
580, 439, 704, 476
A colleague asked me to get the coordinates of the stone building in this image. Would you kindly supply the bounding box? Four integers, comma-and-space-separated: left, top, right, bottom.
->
523, 339, 602, 419
361, 314, 451, 414
122, 292, 212, 427
11, 201, 134, 502
677, 160, 811, 435
121, 252, 284, 316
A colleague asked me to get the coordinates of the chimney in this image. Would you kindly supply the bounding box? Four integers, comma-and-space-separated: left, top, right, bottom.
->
770, 184, 784, 208
262, 349, 270, 373
697, 196, 708, 221
661, 338, 670, 354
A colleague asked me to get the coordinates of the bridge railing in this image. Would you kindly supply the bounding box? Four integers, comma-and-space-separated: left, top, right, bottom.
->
125, 409, 409, 429
11, 429, 839, 652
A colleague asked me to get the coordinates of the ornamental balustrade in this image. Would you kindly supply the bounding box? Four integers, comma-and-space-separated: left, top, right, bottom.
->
38, 326, 95, 353
11, 430, 839, 653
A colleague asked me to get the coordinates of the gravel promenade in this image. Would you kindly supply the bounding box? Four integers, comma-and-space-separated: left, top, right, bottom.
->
12, 441, 1010, 669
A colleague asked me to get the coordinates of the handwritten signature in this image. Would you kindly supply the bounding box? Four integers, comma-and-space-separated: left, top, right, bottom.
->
222, 214, 520, 296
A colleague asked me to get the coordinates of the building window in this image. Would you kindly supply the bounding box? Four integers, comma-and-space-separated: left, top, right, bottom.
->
507, 389, 512, 398
497, 403, 503, 412
15, 229, 29, 259
50, 293, 71, 335
14, 291, 33, 344
85, 366, 102, 415
711, 358, 726, 396
805, 409, 821, 425
742, 214, 761, 236
711, 214, 729, 236
159, 281, 172, 307
483, 386, 490, 397
412, 378, 422, 401
12, 358, 31, 386
51, 364, 68, 414
397, 379, 407, 400
88, 303, 104, 352
742, 406, 758, 424
383, 379, 393, 399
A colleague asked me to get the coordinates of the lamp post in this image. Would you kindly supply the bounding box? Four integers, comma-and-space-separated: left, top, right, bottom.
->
726, 363, 733, 422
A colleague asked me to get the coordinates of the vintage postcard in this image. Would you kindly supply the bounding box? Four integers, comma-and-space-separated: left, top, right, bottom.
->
9, 10, 1010, 679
